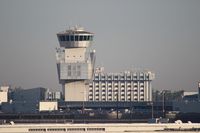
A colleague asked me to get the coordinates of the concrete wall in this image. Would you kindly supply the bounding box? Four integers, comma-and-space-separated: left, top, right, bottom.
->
173, 101, 200, 113
39, 101, 58, 112
0, 86, 9, 92
65, 48, 86, 63
64, 81, 87, 101
1, 102, 38, 113
0, 92, 8, 104
11, 87, 46, 102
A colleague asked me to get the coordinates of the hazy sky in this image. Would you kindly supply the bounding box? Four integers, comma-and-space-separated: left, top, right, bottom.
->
0, 0, 200, 91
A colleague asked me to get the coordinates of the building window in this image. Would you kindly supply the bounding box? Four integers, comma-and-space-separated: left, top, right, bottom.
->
75, 35, 78, 41
87, 128, 105, 131
84, 36, 87, 41
59, 35, 65, 41
87, 36, 90, 40
66, 35, 69, 41
90, 36, 93, 41
67, 128, 85, 131
79, 35, 83, 41
68, 65, 71, 76
73, 66, 76, 71
70, 35, 74, 41
77, 65, 81, 77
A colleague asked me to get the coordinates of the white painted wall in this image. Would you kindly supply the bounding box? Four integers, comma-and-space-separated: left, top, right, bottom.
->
39, 101, 58, 111
0, 91, 8, 104
64, 81, 87, 101
65, 48, 86, 63
0, 86, 9, 92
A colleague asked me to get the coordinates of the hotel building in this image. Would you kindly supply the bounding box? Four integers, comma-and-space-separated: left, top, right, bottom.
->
88, 68, 155, 102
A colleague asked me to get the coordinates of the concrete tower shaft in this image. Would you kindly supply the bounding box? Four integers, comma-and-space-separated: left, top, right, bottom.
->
56, 27, 95, 101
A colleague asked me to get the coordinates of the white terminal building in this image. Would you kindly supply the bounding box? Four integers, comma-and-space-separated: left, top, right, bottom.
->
89, 68, 155, 102
56, 26, 154, 102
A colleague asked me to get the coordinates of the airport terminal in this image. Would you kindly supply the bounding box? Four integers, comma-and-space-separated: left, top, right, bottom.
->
0, 27, 200, 123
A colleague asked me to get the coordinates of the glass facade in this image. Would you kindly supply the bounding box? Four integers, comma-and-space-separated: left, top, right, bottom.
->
59, 35, 93, 42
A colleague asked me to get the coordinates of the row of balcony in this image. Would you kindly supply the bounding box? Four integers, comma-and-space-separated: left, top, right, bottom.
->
90, 88, 145, 92
89, 90, 145, 95
89, 93, 145, 97
90, 82, 145, 87
89, 87, 145, 91
94, 74, 151, 81
90, 86, 145, 90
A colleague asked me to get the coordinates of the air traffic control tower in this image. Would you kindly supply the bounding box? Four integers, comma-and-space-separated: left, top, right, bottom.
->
56, 26, 95, 101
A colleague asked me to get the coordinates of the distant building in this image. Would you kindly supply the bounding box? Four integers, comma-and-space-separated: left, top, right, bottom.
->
39, 101, 58, 112
183, 91, 198, 96
88, 69, 155, 102
152, 90, 184, 102
1, 87, 47, 113
173, 101, 200, 113
46, 91, 62, 101
1, 101, 38, 113
0, 85, 9, 92
0, 92, 8, 104
11, 87, 46, 102
183, 91, 198, 102
0, 85, 9, 104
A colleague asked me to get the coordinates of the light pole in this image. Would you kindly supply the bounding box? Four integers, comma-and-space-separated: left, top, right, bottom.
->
130, 89, 134, 120
162, 90, 165, 118
151, 101, 154, 119
116, 91, 119, 120
80, 91, 85, 114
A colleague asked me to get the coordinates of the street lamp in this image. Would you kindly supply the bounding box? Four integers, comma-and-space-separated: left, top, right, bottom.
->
162, 90, 166, 118
151, 101, 154, 119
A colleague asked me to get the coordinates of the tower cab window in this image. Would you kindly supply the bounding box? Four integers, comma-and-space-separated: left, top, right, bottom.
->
90, 36, 93, 41
59, 36, 65, 41
70, 35, 74, 41
60, 35, 93, 41
75, 35, 78, 41
66, 35, 69, 41
79, 35, 83, 41
84, 36, 87, 41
